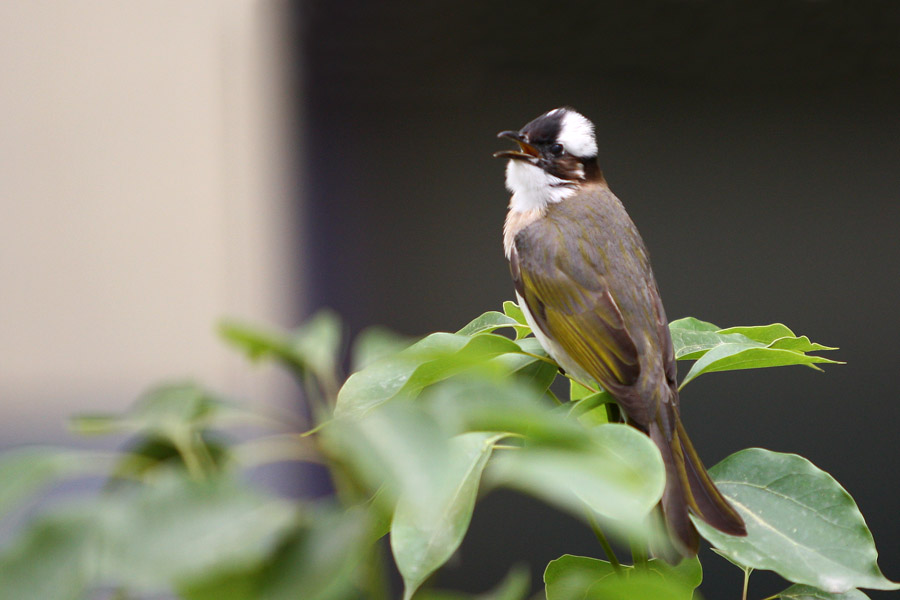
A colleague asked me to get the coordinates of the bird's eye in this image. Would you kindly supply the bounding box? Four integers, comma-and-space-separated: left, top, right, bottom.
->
549, 143, 564, 156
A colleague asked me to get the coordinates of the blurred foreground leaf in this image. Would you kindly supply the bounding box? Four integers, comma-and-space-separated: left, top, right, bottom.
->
335, 332, 528, 419
775, 584, 871, 600
0, 447, 106, 519
544, 554, 702, 600
486, 424, 664, 526
392, 433, 504, 600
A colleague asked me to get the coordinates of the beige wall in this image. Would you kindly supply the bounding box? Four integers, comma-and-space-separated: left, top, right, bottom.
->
0, 1, 302, 443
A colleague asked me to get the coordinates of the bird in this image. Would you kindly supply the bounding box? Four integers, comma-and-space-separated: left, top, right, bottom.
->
493, 107, 746, 559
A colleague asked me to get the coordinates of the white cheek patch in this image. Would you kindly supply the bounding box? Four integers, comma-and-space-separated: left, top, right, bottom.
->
505, 160, 576, 212
557, 110, 598, 158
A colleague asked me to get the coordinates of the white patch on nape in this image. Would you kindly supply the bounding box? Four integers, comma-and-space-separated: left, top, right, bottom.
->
557, 109, 598, 158
505, 159, 576, 213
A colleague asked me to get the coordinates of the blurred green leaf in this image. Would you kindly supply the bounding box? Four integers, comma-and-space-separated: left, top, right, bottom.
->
775, 584, 871, 600
0, 511, 95, 600
182, 505, 371, 600
351, 325, 415, 372
95, 471, 296, 591
544, 555, 701, 600
487, 424, 664, 526
70, 382, 238, 439
696, 448, 899, 594
0, 470, 295, 597
423, 378, 586, 446
0, 447, 105, 520
415, 566, 530, 600
544, 554, 701, 600
393, 433, 504, 600
219, 309, 342, 383
335, 332, 527, 419
324, 402, 455, 507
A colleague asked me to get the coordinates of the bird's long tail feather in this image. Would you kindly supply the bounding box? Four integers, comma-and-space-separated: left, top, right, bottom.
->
648, 400, 746, 560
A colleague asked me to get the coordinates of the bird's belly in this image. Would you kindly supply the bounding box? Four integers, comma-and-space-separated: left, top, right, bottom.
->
514, 292, 596, 386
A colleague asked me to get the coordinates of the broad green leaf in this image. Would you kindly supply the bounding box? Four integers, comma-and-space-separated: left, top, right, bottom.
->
423, 378, 587, 446
0, 471, 295, 598
487, 424, 664, 525
669, 317, 757, 360
490, 351, 558, 393
324, 403, 455, 509
0, 448, 106, 519
351, 325, 415, 372
457, 311, 527, 338
335, 332, 525, 418
0, 511, 95, 600
218, 310, 342, 383
415, 565, 530, 600
70, 382, 240, 439
680, 344, 841, 388
776, 584, 871, 600
568, 388, 616, 428
696, 448, 899, 594
569, 379, 595, 401
502, 301, 531, 339
95, 472, 296, 590
393, 433, 504, 600
718, 324, 837, 353
180, 506, 371, 600
544, 555, 701, 600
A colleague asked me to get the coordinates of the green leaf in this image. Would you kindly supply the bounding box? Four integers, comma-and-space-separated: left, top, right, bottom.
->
392, 433, 504, 600
70, 382, 238, 439
775, 584, 871, 600
457, 311, 527, 337
544, 554, 701, 600
423, 378, 587, 447
415, 566, 530, 600
669, 317, 736, 360
95, 472, 296, 590
335, 332, 526, 419
487, 423, 664, 525
0, 511, 95, 600
0, 471, 296, 597
696, 448, 899, 594
351, 325, 415, 372
324, 402, 455, 508
181, 505, 371, 600
0, 448, 105, 520
219, 310, 342, 383
680, 344, 841, 388
502, 301, 531, 340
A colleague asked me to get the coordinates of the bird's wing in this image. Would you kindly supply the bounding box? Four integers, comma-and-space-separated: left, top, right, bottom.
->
511, 245, 641, 389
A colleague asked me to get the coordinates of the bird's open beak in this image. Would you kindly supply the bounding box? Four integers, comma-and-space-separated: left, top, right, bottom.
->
493, 131, 540, 162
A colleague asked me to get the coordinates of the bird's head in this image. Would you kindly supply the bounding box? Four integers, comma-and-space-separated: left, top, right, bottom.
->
494, 107, 601, 210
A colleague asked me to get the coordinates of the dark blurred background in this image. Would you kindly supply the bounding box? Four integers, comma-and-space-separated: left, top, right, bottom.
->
299, 1, 900, 598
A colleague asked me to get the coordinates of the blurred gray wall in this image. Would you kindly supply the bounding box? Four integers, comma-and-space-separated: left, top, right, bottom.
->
301, 2, 900, 598
0, 1, 302, 444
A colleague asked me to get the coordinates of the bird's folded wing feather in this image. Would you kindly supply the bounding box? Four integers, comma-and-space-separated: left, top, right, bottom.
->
512, 247, 641, 389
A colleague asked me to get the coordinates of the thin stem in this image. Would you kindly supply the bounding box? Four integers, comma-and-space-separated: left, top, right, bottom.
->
173, 432, 207, 481
586, 511, 621, 574
742, 568, 751, 600
630, 538, 648, 569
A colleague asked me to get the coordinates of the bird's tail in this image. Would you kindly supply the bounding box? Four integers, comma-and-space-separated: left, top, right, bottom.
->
647, 397, 746, 560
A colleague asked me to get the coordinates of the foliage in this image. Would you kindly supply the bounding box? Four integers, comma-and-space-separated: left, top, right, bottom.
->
0, 303, 895, 600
